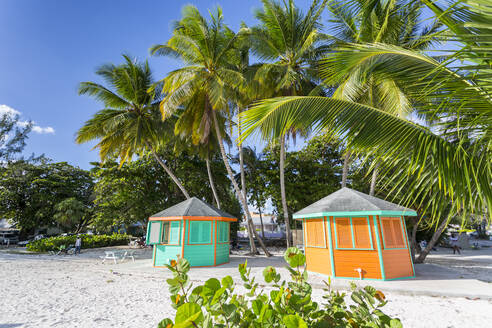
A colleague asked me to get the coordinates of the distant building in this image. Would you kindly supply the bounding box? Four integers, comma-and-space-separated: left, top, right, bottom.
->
238, 212, 285, 239
0, 219, 20, 245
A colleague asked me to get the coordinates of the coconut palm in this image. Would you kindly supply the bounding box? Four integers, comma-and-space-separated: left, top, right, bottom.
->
172, 95, 232, 209
76, 55, 190, 199
325, 0, 441, 194
150, 5, 271, 256
249, 0, 328, 247
239, 0, 492, 233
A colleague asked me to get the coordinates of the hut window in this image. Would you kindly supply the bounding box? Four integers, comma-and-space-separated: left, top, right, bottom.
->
160, 221, 181, 244
217, 221, 229, 243
381, 217, 405, 249
335, 218, 353, 248
305, 218, 325, 248
335, 217, 373, 249
147, 221, 162, 245
189, 221, 212, 244
353, 218, 372, 248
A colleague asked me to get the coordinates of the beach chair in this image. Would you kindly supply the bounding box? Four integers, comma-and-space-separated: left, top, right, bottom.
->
120, 250, 136, 263
100, 251, 119, 264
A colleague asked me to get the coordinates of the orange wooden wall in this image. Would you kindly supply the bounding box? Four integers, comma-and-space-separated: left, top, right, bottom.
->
330, 216, 382, 279
303, 215, 414, 280
378, 216, 414, 279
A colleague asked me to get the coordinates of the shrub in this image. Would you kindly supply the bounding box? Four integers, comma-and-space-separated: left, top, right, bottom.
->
159, 247, 402, 327
26, 233, 130, 252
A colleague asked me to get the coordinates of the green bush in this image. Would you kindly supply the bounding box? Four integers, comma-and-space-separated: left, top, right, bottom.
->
159, 247, 402, 328
26, 234, 130, 252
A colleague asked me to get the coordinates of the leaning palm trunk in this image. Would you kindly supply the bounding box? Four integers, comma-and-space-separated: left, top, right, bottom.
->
212, 110, 271, 256
280, 134, 291, 248
409, 216, 420, 262
258, 206, 265, 238
415, 217, 449, 263
149, 147, 190, 199
369, 162, 379, 196
238, 109, 256, 253
341, 151, 351, 187
206, 157, 221, 209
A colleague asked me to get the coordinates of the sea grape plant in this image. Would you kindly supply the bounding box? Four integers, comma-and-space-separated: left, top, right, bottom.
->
159, 247, 402, 327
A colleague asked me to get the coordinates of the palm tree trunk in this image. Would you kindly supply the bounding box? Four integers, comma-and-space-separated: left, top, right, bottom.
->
212, 110, 271, 256
238, 144, 247, 201
280, 134, 291, 248
369, 162, 379, 196
409, 216, 420, 262
206, 157, 221, 209
149, 147, 190, 199
237, 108, 256, 253
258, 206, 265, 238
341, 151, 351, 188
415, 217, 448, 263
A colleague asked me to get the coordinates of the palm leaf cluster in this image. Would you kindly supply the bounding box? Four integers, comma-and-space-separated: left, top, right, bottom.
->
240, 0, 492, 223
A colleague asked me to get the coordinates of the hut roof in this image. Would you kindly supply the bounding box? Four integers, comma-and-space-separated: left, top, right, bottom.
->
293, 188, 417, 219
150, 197, 236, 219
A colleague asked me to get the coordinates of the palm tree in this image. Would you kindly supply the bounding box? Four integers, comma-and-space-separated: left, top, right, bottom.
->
249, 0, 328, 247
239, 0, 492, 257
150, 5, 271, 256
325, 0, 441, 195
76, 55, 190, 199
232, 146, 268, 238
172, 95, 231, 209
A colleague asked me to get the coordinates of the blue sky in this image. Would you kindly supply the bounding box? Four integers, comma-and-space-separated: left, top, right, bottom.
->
0, 0, 319, 170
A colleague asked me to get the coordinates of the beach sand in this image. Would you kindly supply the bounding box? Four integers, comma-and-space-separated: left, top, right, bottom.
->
1, 246, 491, 327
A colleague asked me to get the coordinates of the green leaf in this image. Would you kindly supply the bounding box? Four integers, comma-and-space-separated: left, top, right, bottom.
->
174, 303, 203, 328
284, 247, 306, 268
157, 318, 173, 328
202, 278, 221, 299
221, 275, 234, 289
283, 314, 308, 328
390, 319, 403, 328
263, 266, 277, 283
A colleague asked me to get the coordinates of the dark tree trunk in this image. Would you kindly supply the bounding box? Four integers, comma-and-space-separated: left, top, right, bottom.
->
409, 216, 420, 262
341, 151, 351, 188
280, 134, 291, 248
206, 157, 221, 209
415, 218, 448, 263
212, 110, 271, 256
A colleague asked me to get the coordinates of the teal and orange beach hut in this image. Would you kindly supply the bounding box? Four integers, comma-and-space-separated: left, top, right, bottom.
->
294, 188, 417, 280
146, 197, 237, 267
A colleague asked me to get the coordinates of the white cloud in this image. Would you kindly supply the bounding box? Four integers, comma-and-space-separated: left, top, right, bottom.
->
0, 104, 55, 135
0, 104, 21, 116
32, 126, 55, 134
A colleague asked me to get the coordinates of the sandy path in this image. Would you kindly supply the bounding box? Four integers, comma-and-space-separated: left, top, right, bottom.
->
1, 249, 491, 327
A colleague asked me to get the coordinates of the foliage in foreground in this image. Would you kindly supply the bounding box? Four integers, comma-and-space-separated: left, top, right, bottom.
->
159, 248, 401, 328
26, 234, 130, 252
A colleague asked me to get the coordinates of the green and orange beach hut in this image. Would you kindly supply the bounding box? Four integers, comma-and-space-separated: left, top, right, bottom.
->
146, 197, 237, 267
294, 188, 417, 280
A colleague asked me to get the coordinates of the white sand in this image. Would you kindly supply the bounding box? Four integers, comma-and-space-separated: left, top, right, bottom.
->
1, 247, 491, 327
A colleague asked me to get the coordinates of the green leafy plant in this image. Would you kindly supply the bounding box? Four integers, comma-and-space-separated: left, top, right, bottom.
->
159, 247, 402, 327
26, 234, 130, 252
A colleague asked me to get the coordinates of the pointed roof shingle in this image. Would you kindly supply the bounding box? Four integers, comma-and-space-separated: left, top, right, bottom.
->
150, 197, 236, 219
293, 187, 417, 219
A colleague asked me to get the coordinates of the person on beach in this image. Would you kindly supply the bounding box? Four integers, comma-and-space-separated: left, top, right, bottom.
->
75, 235, 82, 255
449, 233, 461, 255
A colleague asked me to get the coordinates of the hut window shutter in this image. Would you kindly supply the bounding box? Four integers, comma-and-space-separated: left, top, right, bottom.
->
336, 218, 353, 248
189, 221, 212, 244
147, 221, 161, 245
169, 221, 181, 244
381, 217, 405, 248
305, 218, 325, 248
353, 217, 371, 249
218, 222, 229, 243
